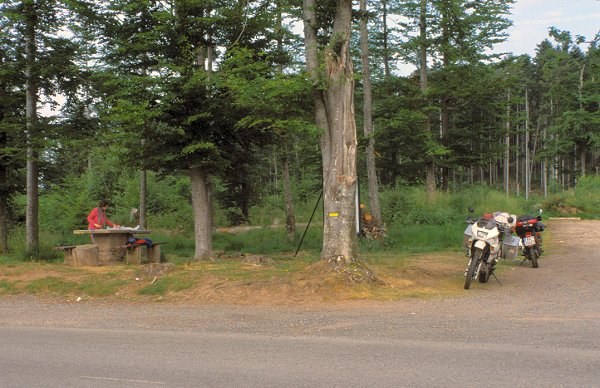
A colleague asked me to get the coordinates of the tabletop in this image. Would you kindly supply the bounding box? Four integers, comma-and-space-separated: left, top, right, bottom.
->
73, 229, 151, 235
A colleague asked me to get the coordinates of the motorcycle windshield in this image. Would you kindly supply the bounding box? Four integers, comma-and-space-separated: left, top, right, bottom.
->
476, 218, 496, 230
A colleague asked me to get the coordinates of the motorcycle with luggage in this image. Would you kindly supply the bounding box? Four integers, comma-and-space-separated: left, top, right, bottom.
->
515, 211, 545, 268
462, 209, 520, 290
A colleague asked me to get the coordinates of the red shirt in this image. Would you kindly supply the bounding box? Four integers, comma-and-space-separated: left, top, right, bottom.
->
87, 207, 115, 230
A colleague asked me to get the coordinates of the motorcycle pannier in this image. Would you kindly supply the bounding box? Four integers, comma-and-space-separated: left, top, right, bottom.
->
463, 224, 473, 248
502, 235, 520, 260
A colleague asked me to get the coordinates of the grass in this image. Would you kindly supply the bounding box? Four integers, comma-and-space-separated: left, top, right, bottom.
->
25, 277, 79, 295
0, 184, 589, 303
0, 280, 18, 294
79, 278, 130, 297
138, 276, 197, 296
0, 238, 551, 304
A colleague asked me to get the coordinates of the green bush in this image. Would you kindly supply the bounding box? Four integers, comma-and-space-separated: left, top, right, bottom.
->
379, 185, 527, 228
378, 223, 466, 253
574, 176, 600, 214
540, 176, 600, 218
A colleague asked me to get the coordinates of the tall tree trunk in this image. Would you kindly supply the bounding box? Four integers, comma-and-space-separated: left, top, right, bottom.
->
504, 92, 510, 195
440, 4, 450, 192
189, 166, 212, 259
579, 64, 586, 110
515, 104, 520, 196
359, 0, 382, 226
139, 169, 147, 229
0, 129, 7, 252
579, 64, 586, 177
441, 99, 449, 191
304, 0, 359, 264
550, 98, 559, 185
0, 105, 8, 252
282, 154, 296, 240
0, 195, 7, 253
420, 0, 436, 196
381, 0, 390, 78
186, 6, 215, 258
276, 0, 296, 238
273, 154, 278, 190
525, 89, 530, 200
543, 124, 548, 198
25, 2, 39, 252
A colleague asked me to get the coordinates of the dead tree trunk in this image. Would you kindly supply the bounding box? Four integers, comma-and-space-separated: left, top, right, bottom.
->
303, 0, 376, 283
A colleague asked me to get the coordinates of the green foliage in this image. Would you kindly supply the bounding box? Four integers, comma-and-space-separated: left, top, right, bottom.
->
379, 185, 527, 228
214, 227, 322, 255
372, 223, 466, 253
542, 176, 600, 218
574, 176, 600, 213
39, 174, 94, 234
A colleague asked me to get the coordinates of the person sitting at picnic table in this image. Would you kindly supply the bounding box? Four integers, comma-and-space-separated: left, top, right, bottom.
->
87, 199, 119, 230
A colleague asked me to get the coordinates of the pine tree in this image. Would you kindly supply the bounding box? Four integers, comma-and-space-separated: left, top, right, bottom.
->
1, 0, 90, 253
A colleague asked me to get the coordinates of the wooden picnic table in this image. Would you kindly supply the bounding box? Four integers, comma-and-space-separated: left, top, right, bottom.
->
73, 229, 151, 265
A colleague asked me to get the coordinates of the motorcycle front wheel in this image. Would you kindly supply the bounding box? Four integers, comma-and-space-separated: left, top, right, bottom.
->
464, 250, 482, 290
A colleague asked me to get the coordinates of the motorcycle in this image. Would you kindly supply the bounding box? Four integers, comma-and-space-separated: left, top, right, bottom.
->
515, 210, 545, 268
462, 208, 518, 290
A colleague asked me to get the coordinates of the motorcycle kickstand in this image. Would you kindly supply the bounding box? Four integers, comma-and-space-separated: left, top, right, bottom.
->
491, 272, 503, 286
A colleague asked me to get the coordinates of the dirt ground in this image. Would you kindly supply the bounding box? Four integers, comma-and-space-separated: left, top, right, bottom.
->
0, 219, 597, 307
1, 219, 598, 388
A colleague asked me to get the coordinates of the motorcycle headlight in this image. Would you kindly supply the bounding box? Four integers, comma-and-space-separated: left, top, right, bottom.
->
477, 230, 488, 238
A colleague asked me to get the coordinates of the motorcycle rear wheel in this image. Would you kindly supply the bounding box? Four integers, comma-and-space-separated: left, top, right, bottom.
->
531, 249, 539, 268
464, 251, 481, 290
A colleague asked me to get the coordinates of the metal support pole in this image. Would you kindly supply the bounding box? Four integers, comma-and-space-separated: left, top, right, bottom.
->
294, 191, 322, 257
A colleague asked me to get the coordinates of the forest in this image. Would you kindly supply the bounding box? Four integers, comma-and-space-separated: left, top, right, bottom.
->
0, 0, 599, 267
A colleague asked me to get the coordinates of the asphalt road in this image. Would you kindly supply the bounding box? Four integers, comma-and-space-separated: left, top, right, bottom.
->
0, 220, 599, 387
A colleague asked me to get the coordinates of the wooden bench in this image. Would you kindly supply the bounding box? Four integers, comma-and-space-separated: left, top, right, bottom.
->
121, 242, 168, 264
54, 245, 77, 253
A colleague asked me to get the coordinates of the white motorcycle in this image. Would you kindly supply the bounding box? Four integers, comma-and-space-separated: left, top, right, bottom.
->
462, 209, 519, 290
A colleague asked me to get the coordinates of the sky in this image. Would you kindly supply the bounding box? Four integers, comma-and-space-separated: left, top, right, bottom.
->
393, 0, 600, 75
495, 0, 600, 56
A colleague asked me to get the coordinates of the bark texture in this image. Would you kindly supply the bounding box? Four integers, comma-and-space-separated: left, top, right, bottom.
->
190, 166, 213, 260
304, 0, 371, 276
139, 169, 147, 229
25, 2, 39, 251
0, 194, 7, 253
283, 155, 296, 241
0, 115, 8, 252
359, 0, 382, 227
420, 0, 436, 196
